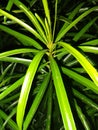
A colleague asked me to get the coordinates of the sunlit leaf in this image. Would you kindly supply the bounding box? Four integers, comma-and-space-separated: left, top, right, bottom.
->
50, 56, 76, 130
23, 72, 50, 130
79, 46, 98, 54
0, 48, 38, 58
59, 41, 98, 86
13, 0, 48, 43
42, 0, 51, 27
0, 9, 45, 43
16, 50, 45, 130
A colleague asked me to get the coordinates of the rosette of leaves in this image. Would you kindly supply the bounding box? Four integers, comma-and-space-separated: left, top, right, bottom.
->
0, 0, 98, 130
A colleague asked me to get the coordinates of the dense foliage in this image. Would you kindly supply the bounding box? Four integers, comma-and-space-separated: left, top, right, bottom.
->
0, 0, 98, 130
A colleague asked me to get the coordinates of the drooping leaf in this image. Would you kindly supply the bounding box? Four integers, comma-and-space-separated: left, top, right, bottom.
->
0, 25, 42, 49
59, 42, 98, 86
50, 56, 76, 130
62, 67, 98, 93
0, 48, 38, 59
23, 72, 50, 130
0, 57, 31, 66
16, 50, 45, 130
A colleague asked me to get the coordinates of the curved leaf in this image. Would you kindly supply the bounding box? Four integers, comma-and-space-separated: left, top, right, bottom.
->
0, 57, 31, 66
62, 67, 98, 93
59, 42, 98, 86
0, 25, 42, 49
16, 50, 45, 130
0, 48, 38, 58
0, 9, 45, 43
23, 72, 50, 130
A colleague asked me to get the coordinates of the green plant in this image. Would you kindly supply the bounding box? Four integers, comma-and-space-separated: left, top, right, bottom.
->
0, 0, 98, 130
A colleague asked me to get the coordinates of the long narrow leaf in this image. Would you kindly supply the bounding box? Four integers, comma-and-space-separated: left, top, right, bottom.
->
62, 67, 98, 93
74, 100, 91, 130
0, 109, 18, 130
0, 25, 42, 49
29, 0, 37, 7
4, 0, 14, 23
81, 39, 98, 46
44, 18, 52, 42
42, 0, 51, 27
0, 57, 31, 66
0, 63, 13, 82
50, 56, 76, 130
46, 82, 52, 130
5, 0, 13, 11
0, 9, 45, 43
73, 17, 98, 42
0, 76, 24, 100
79, 46, 98, 54
13, 0, 48, 43
23, 72, 50, 130
0, 76, 12, 88
42, 0, 52, 43
35, 13, 48, 37
56, 18, 70, 41
16, 50, 45, 130
68, 2, 84, 20
55, 6, 98, 42
1, 107, 16, 129
59, 42, 98, 86
52, 0, 58, 41
0, 93, 19, 104
73, 89, 98, 110
57, 2, 84, 39
0, 48, 38, 59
